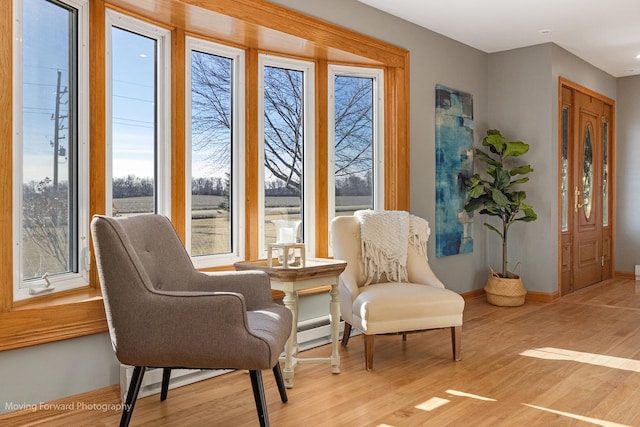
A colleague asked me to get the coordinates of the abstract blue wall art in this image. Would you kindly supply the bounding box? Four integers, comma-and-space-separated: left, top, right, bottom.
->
435, 84, 474, 257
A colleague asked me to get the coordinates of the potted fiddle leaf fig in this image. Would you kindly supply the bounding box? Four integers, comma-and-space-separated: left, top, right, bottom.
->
464, 129, 537, 306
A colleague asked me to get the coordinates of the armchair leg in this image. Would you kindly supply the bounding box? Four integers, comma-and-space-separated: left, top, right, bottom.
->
120, 366, 146, 427
364, 334, 375, 371
160, 368, 171, 401
451, 325, 462, 361
342, 322, 352, 347
249, 370, 270, 427
272, 363, 288, 403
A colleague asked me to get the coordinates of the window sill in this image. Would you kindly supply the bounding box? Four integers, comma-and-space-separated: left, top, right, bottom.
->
0, 287, 107, 352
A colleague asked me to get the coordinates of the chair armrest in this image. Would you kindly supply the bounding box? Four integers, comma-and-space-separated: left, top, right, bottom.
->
338, 265, 360, 303
186, 270, 274, 310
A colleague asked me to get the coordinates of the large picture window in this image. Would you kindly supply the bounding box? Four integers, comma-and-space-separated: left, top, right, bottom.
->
12, 0, 89, 300
258, 56, 315, 257
328, 65, 384, 220
105, 11, 171, 217
186, 37, 245, 266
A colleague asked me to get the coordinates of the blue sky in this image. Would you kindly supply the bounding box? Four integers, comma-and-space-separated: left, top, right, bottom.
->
22, 0, 70, 184
111, 27, 156, 180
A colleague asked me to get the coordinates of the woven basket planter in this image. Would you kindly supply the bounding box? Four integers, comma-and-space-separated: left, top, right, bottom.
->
484, 273, 526, 307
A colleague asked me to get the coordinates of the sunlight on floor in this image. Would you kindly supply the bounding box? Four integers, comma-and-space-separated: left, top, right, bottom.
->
523, 403, 632, 427
414, 397, 449, 411
520, 347, 640, 372
414, 389, 497, 413
445, 389, 497, 401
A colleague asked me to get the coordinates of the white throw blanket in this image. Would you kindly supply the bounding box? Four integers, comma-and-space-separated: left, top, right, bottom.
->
354, 210, 431, 285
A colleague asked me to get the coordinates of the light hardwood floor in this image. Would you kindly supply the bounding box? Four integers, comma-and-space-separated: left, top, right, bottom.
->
3, 278, 640, 426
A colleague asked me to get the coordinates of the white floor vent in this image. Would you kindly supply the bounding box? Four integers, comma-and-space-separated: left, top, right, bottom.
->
119, 316, 348, 401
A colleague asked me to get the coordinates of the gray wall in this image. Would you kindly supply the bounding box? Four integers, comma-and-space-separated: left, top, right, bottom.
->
0, 333, 119, 413
615, 75, 640, 272
487, 44, 555, 293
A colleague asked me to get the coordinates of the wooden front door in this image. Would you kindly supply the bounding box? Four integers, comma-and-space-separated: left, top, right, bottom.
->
560, 80, 613, 294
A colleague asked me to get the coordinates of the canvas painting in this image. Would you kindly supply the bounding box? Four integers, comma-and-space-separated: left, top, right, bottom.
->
435, 84, 474, 257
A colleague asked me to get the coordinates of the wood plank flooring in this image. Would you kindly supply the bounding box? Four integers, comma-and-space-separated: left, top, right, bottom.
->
3, 278, 640, 426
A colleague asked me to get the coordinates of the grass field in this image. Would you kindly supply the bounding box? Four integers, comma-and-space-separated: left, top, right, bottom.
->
21, 195, 372, 278
115, 195, 371, 256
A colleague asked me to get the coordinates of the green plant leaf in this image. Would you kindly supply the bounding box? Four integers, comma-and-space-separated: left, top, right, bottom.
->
467, 185, 484, 199
483, 223, 503, 239
510, 165, 533, 176
483, 133, 506, 155
475, 149, 501, 168
510, 191, 526, 205
490, 187, 510, 206
503, 141, 529, 157
494, 168, 511, 189
508, 177, 530, 187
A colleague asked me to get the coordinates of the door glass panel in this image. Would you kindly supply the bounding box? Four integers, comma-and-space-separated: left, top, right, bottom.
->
561, 107, 568, 231
583, 124, 593, 219
602, 120, 608, 226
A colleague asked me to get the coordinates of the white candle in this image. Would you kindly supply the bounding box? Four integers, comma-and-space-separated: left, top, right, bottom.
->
278, 227, 295, 243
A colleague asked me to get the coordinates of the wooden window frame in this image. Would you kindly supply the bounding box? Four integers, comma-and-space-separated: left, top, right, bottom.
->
0, 0, 410, 351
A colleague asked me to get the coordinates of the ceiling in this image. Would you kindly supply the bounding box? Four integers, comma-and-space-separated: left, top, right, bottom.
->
357, 0, 640, 78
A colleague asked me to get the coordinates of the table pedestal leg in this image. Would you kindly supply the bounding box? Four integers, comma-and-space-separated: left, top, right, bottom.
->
282, 289, 298, 388
329, 283, 341, 373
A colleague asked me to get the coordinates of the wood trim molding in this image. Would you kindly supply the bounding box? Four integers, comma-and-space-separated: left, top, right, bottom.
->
314, 59, 329, 257
171, 28, 187, 242
244, 48, 259, 261
0, 0, 13, 312
0, 291, 107, 352
89, 0, 107, 287
615, 271, 635, 280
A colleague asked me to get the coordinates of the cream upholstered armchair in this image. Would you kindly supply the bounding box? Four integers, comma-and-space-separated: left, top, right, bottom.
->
91, 214, 292, 427
330, 211, 464, 371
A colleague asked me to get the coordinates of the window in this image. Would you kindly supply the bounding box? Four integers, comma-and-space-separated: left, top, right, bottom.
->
328, 65, 384, 220
258, 56, 315, 258
185, 37, 245, 266
105, 11, 171, 217
12, 0, 89, 300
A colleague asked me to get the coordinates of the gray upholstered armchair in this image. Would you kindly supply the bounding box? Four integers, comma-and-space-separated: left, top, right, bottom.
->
90, 214, 292, 427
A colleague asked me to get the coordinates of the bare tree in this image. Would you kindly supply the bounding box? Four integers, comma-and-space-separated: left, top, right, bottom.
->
23, 178, 70, 275
190, 52, 232, 169
190, 56, 374, 194
334, 75, 373, 181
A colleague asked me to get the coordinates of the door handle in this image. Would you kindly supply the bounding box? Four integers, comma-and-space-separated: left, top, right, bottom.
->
575, 186, 582, 213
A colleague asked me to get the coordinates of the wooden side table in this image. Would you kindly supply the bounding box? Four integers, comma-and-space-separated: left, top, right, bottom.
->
234, 258, 347, 388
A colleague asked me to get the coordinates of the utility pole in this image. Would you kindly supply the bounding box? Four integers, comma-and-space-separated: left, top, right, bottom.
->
52, 70, 68, 190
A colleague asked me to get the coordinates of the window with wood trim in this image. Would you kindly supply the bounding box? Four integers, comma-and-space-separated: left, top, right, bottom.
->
328, 65, 384, 221
12, 0, 89, 301
258, 55, 315, 258
185, 37, 245, 267
105, 10, 171, 217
